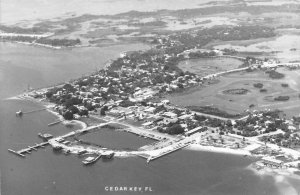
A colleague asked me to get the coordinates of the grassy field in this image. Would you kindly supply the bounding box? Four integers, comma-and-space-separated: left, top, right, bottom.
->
178, 57, 243, 76
168, 68, 300, 117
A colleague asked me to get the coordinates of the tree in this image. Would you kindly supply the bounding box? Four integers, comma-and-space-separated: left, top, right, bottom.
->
68, 105, 79, 114
63, 110, 74, 120
177, 83, 184, 89
226, 120, 232, 127
165, 75, 173, 85
45, 91, 53, 98
79, 108, 89, 116
100, 106, 108, 116
165, 124, 184, 135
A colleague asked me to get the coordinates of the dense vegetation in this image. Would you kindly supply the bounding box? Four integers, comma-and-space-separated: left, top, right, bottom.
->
222, 88, 249, 95
274, 96, 290, 101
0, 25, 47, 34
187, 106, 243, 119
266, 70, 285, 79
0, 36, 81, 47
253, 83, 263, 88
36, 38, 81, 47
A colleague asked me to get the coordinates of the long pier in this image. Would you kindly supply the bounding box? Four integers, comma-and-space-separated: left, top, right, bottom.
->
138, 137, 197, 163
8, 142, 49, 157
23, 108, 46, 114
139, 133, 204, 163
48, 120, 64, 126
147, 142, 192, 162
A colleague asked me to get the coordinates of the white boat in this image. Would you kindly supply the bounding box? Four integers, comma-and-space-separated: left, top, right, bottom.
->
16, 110, 23, 116
82, 155, 101, 165
102, 151, 115, 159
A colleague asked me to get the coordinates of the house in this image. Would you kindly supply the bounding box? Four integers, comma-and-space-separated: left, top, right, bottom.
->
144, 107, 156, 114
261, 156, 283, 168
161, 100, 170, 105
161, 117, 178, 125
163, 112, 177, 118
178, 114, 192, 120
142, 121, 153, 128
184, 126, 204, 136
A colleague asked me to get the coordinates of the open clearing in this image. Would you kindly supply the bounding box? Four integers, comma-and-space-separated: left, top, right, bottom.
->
178, 57, 243, 77
168, 68, 300, 117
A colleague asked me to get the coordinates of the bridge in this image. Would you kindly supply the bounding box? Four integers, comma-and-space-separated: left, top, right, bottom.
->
261, 62, 300, 68
202, 67, 249, 80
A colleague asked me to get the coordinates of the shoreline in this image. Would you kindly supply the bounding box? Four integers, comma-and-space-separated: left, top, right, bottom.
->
188, 144, 252, 156
6, 93, 88, 130
7, 92, 300, 180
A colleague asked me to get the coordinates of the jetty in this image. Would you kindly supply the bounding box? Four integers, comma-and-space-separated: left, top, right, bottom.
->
23, 108, 46, 114
8, 142, 49, 157
15, 108, 46, 117
138, 138, 196, 163
48, 120, 64, 126
147, 143, 192, 162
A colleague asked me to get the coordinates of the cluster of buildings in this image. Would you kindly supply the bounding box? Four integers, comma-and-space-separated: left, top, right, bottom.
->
232, 110, 298, 137
106, 100, 205, 132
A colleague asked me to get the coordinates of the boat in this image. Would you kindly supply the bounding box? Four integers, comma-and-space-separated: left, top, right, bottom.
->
53, 145, 63, 151
146, 156, 152, 164
16, 110, 23, 117
102, 152, 114, 159
82, 154, 101, 165
77, 150, 87, 155
64, 149, 71, 155
38, 133, 53, 140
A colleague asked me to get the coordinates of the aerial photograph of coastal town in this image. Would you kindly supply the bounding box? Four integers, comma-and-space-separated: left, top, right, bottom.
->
1, 0, 300, 194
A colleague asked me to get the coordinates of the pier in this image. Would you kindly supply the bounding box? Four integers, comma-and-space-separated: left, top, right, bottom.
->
23, 108, 46, 114
8, 142, 49, 157
139, 137, 197, 163
146, 142, 192, 162
48, 120, 64, 126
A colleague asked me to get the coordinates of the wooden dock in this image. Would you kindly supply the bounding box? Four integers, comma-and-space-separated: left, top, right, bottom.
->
48, 120, 64, 126
141, 140, 195, 163
23, 108, 46, 114
8, 142, 49, 157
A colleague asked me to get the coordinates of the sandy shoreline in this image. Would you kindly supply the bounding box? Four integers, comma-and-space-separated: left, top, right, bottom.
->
6, 92, 300, 183
188, 144, 251, 156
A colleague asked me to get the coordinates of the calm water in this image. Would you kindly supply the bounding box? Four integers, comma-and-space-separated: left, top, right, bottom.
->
79, 128, 154, 150
0, 43, 293, 195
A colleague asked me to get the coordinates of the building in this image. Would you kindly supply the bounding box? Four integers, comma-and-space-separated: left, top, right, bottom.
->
184, 126, 203, 136
261, 156, 283, 168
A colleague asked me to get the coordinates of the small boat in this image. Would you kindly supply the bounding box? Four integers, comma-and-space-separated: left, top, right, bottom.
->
38, 133, 53, 140
64, 149, 71, 155
53, 145, 63, 151
102, 152, 114, 159
82, 155, 101, 165
16, 110, 23, 117
77, 150, 87, 155
146, 156, 152, 164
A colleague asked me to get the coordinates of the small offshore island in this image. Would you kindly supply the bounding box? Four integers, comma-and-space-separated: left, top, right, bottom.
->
3, 1, 300, 188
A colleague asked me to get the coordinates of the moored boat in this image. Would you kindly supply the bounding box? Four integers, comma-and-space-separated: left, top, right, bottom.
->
16, 110, 23, 117
82, 154, 101, 165
53, 145, 63, 151
102, 151, 115, 159
38, 133, 53, 140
